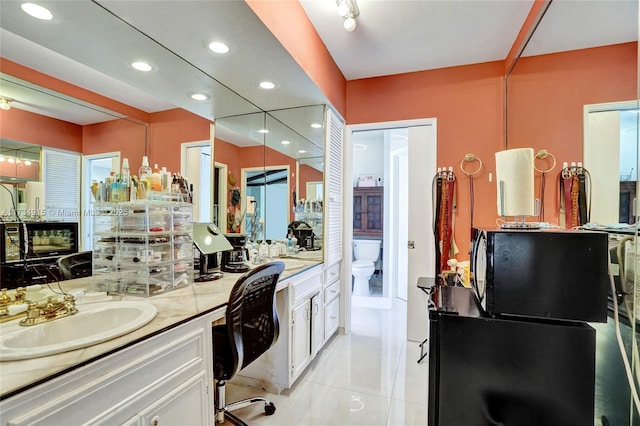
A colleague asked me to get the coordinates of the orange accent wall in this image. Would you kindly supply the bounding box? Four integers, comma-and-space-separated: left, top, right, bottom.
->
507, 42, 637, 223
148, 109, 211, 174
82, 119, 148, 172
245, 0, 347, 117
299, 164, 323, 200
0, 107, 82, 151
347, 61, 506, 257
0, 161, 39, 181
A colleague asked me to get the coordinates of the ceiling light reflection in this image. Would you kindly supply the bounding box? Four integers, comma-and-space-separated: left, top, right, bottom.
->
21, 3, 52, 20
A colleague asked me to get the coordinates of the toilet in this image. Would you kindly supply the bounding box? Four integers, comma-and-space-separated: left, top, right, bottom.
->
352, 239, 381, 296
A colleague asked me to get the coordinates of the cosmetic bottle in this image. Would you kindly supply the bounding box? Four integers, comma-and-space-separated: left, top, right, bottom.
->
138, 156, 152, 197
150, 164, 162, 192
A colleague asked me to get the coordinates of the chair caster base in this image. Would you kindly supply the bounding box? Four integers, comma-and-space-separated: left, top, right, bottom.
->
265, 402, 276, 415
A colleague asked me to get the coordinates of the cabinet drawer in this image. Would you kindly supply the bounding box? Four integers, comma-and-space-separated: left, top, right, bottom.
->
325, 263, 340, 285
291, 272, 322, 305
324, 280, 340, 303
324, 297, 339, 339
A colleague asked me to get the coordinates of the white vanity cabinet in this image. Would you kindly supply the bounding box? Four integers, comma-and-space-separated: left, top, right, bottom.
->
237, 265, 324, 392
323, 261, 341, 342
0, 308, 224, 426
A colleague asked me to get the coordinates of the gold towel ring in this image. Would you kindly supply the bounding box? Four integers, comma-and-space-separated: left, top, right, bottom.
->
460, 153, 483, 176
534, 150, 556, 174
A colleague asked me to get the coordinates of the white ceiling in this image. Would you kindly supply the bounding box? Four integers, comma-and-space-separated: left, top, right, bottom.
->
300, 0, 535, 80
0, 0, 637, 128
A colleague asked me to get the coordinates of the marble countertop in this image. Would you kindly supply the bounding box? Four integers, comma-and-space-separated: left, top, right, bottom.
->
0, 259, 322, 399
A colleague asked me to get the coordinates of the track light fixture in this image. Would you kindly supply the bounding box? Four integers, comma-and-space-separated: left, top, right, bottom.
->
0, 98, 12, 111
336, 0, 359, 32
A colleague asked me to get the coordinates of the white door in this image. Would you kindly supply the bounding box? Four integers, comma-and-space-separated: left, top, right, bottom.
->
396, 151, 409, 301
406, 125, 437, 342
181, 140, 211, 223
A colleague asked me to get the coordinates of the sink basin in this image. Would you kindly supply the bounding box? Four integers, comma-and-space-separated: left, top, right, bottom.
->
0, 301, 157, 361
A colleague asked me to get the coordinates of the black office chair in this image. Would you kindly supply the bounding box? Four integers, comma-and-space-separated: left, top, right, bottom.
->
57, 251, 93, 280
213, 261, 285, 425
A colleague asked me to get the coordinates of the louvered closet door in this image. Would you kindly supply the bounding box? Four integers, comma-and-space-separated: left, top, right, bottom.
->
42, 148, 81, 221
324, 108, 344, 266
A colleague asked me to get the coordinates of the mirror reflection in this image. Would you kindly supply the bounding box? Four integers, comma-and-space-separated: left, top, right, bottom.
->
215, 106, 324, 253
1, 0, 330, 292
506, 0, 638, 226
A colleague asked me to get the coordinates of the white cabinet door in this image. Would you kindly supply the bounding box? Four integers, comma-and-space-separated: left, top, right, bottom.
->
134, 371, 210, 426
291, 301, 311, 380
311, 293, 323, 357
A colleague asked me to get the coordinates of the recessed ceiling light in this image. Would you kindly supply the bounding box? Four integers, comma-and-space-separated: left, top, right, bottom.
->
0, 157, 4, 162
24, 160, 32, 166
208, 41, 229, 54
310, 123, 322, 129
7, 158, 15, 164
131, 61, 153, 72
191, 93, 209, 101
298, 150, 307, 154
21, 3, 52, 20
281, 140, 291, 145
259, 81, 276, 90
257, 129, 269, 134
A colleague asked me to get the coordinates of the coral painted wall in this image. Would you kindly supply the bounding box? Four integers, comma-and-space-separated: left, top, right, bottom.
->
148, 109, 212, 174
299, 164, 323, 200
508, 42, 637, 224
0, 107, 82, 152
347, 61, 506, 257
345, 43, 637, 258
82, 119, 147, 171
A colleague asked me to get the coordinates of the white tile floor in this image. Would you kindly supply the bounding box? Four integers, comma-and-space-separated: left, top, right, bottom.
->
222, 298, 429, 425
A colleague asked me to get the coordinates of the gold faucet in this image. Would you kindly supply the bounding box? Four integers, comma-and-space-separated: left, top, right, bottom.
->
0, 288, 29, 323
19, 295, 78, 326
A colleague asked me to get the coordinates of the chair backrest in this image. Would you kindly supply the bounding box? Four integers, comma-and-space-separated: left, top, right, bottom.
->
225, 261, 285, 377
57, 251, 93, 280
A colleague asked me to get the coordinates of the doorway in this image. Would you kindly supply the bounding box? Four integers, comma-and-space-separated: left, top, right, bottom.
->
344, 119, 436, 339
81, 152, 120, 251
241, 165, 290, 241
584, 100, 639, 224
181, 140, 212, 223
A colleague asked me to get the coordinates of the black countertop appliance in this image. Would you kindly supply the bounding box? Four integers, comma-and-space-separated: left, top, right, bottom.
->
220, 234, 249, 273
287, 221, 316, 250
471, 228, 609, 322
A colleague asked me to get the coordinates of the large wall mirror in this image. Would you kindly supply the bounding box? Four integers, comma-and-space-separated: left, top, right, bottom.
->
1, 1, 328, 261
0, 72, 148, 234
215, 105, 324, 254
507, 2, 639, 424
506, 0, 638, 226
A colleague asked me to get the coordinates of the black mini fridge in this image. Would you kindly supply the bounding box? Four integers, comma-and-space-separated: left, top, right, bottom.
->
428, 230, 610, 425
428, 290, 596, 426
